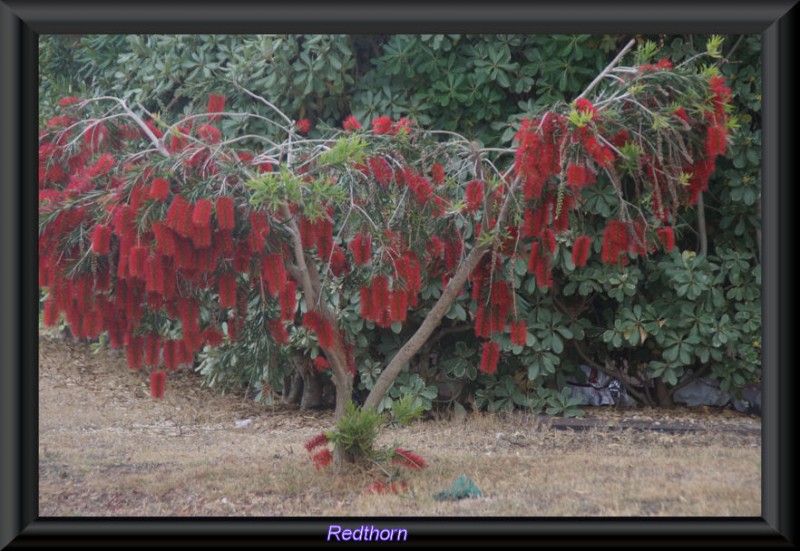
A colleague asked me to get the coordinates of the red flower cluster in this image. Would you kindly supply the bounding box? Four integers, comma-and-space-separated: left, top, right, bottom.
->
571, 235, 592, 267
302, 311, 334, 348
305, 432, 329, 452
526, 241, 552, 289
509, 320, 527, 347
430, 162, 445, 185
349, 233, 372, 266
601, 220, 630, 266
657, 226, 675, 253
475, 280, 513, 338
343, 115, 361, 132
311, 449, 333, 470
260, 253, 286, 298
465, 180, 483, 212
218, 272, 237, 309
574, 98, 598, 120
149, 177, 170, 202
367, 156, 393, 186
90, 224, 112, 255
392, 449, 427, 470
206, 93, 226, 122
279, 279, 297, 321
215, 196, 235, 231
312, 357, 330, 372
480, 341, 501, 375
150, 370, 166, 399
295, 118, 311, 134
371, 116, 392, 135
514, 115, 564, 200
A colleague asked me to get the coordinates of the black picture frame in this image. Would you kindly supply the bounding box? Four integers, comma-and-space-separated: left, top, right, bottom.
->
1, 1, 796, 548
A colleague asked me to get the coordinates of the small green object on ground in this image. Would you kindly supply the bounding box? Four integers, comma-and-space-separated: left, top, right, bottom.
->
433, 474, 483, 501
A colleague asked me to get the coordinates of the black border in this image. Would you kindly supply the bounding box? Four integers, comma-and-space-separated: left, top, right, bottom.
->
1, 2, 796, 549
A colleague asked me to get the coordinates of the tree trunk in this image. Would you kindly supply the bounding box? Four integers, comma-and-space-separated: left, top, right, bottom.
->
283, 372, 303, 405
300, 367, 325, 409
363, 176, 523, 412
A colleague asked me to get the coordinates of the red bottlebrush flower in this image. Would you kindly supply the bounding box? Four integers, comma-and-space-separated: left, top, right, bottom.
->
42, 299, 59, 327
218, 272, 237, 309
144, 333, 161, 366
311, 449, 333, 470
304, 432, 329, 452
128, 246, 148, 279
268, 318, 290, 344
152, 222, 176, 257
149, 177, 170, 202
233, 242, 251, 273
612, 130, 631, 147
543, 229, 557, 255
280, 279, 297, 321
444, 238, 462, 272
392, 449, 427, 471
166, 195, 193, 238
312, 357, 330, 372
705, 125, 728, 158
510, 320, 527, 347
59, 96, 80, 106
371, 116, 392, 134
565, 163, 588, 190
150, 370, 166, 399
535, 253, 552, 289
430, 162, 445, 185
196, 124, 221, 143
342, 115, 361, 132
601, 220, 630, 265
655, 58, 673, 70
303, 311, 334, 348
144, 118, 164, 139
260, 254, 286, 297
364, 482, 390, 495
527, 241, 540, 274
572, 235, 591, 267
192, 199, 213, 229
465, 180, 484, 212
247, 211, 270, 253
127, 336, 144, 370
391, 117, 413, 135
389, 290, 409, 323
673, 106, 690, 124
657, 226, 675, 253
113, 203, 136, 236
349, 233, 372, 266
314, 218, 334, 258
89, 153, 115, 177
163, 340, 177, 370
215, 196, 235, 231
329, 244, 350, 277
360, 285, 373, 320
480, 341, 500, 375
207, 93, 226, 122
574, 98, 598, 120
294, 118, 311, 134
202, 327, 224, 348
90, 224, 112, 255
367, 156, 392, 186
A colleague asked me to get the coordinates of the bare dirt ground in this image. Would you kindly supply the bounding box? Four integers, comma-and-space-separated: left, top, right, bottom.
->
39, 334, 761, 517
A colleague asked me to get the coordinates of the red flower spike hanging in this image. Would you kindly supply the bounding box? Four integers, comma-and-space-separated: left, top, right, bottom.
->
150, 370, 166, 399
572, 235, 592, 268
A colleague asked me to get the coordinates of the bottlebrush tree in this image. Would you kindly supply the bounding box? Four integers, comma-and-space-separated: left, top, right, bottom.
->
39, 40, 734, 426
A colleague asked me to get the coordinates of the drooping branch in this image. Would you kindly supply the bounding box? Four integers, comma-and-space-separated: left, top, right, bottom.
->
363, 176, 522, 411
577, 38, 637, 100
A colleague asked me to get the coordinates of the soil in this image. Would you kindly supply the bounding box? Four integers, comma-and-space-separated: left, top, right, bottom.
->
38, 333, 761, 517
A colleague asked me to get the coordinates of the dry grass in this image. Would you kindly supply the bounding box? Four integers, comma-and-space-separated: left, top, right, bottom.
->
39, 334, 761, 517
